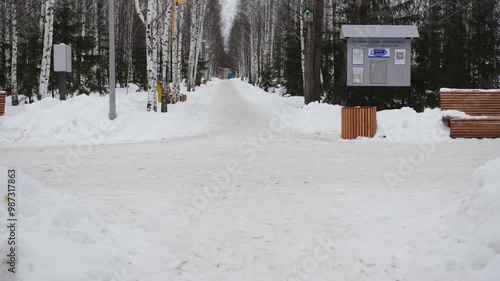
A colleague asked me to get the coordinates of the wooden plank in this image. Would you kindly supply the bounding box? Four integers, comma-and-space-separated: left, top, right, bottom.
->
0, 94, 5, 116
440, 91, 500, 116
341, 107, 377, 139
448, 117, 500, 139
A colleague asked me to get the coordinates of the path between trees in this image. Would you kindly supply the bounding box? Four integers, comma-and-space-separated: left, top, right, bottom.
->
0, 81, 499, 280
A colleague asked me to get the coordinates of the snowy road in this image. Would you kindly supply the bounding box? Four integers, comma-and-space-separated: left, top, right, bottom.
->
1, 81, 500, 280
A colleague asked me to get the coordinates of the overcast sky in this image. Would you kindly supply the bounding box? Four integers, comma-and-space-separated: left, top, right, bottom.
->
220, 0, 239, 49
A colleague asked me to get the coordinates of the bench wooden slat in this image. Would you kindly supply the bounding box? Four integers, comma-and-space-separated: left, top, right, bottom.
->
440, 90, 500, 138
445, 117, 500, 139
440, 91, 500, 116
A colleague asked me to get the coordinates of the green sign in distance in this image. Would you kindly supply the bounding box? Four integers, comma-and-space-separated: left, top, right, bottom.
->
304, 9, 313, 22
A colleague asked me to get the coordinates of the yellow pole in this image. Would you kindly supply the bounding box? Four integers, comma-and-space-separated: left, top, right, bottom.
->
157, 82, 162, 103
171, 1, 175, 34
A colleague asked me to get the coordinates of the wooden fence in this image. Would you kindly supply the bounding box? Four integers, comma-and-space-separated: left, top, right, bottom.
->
341, 107, 377, 140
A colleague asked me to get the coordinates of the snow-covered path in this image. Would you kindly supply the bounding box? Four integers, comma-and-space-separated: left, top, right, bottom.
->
1, 81, 500, 280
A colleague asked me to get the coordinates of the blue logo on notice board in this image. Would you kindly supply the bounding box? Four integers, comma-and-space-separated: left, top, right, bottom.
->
369, 48, 390, 58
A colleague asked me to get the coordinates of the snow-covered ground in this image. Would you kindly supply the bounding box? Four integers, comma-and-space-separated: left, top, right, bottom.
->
0, 79, 470, 145
0, 81, 221, 145
0, 79, 499, 281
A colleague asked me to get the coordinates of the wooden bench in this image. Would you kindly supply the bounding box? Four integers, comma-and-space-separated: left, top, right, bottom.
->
440, 89, 500, 139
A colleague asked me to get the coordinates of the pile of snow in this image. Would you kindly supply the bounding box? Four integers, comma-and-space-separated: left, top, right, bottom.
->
457, 158, 500, 280
231, 80, 457, 141
0, 82, 219, 145
289, 102, 456, 141
291, 102, 342, 138
376, 107, 452, 141
0, 167, 126, 280
394, 158, 500, 281
1, 78, 490, 144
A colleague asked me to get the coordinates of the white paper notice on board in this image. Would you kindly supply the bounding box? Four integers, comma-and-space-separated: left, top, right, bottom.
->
395, 49, 406, 65
353, 49, 364, 65
353, 67, 364, 84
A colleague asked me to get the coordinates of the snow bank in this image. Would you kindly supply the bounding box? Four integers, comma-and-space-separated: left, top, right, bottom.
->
0, 167, 126, 281
289, 103, 454, 141
457, 158, 500, 280
376, 107, 452, 141
2, 78, 493, 144
0, 83, 218, 145
231, 80, 456, 141
290, 102, 342, 137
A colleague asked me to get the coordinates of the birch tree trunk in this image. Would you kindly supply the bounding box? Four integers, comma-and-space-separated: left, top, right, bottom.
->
173, 3, 184, 99
10, 0, 18, 106
187, 0, 199, 92
193, 0, 207, 86
135, 0, 158, 111
300, 0, 306, 90
172, 3, 179, 100
177, 4, 184, 96
161, 0, 172, 84
38, 0, 55, 100
4, 0, 11, 90
146, 0, 158, 111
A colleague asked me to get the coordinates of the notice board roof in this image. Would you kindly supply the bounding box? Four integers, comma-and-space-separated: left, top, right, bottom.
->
340, 25, 419, 39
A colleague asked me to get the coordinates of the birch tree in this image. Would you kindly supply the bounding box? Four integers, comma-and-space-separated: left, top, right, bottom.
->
186, 0, 199, 92
38, 0, 55, 99
172, 2, 184, 99
160, 0, 172, 85
135, 0, 159, 111
1, 0, 12, 91
192, 0, 207, 87
10, 0, 18, 105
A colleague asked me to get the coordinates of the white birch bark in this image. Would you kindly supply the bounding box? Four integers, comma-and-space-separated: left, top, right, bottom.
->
187, 0, 198, 92
193, 0, 207, 85
161, 0, 172, 83
268, 0, 275, 62
135, 0, 158, 111
38, 0, 55, 99
10, 0, 18, 105
299, 0, 306, 89
173, 3, 184, 98
4, 2, 11, 89
177, 4, 184, 95
250, 29, 259, 84
146, 0, 158, 111
172, 3, 179, 99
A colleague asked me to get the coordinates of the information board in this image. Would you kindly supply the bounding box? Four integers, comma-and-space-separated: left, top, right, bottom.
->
346, 38, 411, 87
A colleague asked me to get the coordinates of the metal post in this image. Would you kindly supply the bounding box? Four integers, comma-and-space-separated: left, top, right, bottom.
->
408, 87, 412, 107
58, 72, 66, 100
109, 0, 117, 120
345, 86, 349, 107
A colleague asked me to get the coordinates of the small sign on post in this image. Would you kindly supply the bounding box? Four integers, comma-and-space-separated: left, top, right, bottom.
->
53, 43, 72, 100
304, 9, 313, 22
